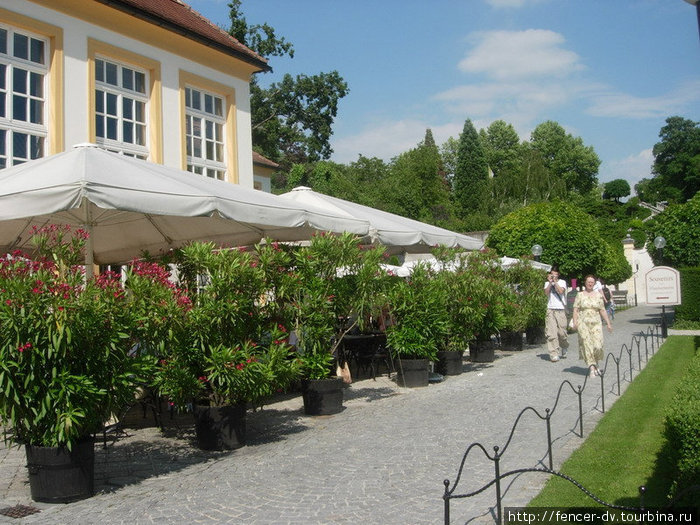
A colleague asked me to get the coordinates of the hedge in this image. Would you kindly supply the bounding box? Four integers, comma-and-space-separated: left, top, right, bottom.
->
664, 345, 700, 506
675, 267, 700, 321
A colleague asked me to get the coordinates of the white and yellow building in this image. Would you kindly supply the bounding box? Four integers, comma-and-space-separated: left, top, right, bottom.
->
0, 0, 273, 189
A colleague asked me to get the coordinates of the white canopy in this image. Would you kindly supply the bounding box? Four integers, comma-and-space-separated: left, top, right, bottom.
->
278, 186, 483, 253
0, 145, 369, 264
499, 256, 552, 271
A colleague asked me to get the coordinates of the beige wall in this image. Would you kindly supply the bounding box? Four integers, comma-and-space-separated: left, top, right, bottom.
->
3, 1, 258, 187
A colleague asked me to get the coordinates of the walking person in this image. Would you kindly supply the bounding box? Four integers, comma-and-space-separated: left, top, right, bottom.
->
601, 280, 615, 320
544, 266, 569, 362
572, 275, 613, 378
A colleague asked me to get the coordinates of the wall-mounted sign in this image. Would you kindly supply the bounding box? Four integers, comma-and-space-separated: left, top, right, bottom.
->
645, 266, 681, 305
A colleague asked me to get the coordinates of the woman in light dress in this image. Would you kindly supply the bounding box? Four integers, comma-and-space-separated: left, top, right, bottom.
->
572, 275, 613, 378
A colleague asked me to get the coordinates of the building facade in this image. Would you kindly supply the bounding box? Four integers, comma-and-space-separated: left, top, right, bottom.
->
0, 0, 269, 188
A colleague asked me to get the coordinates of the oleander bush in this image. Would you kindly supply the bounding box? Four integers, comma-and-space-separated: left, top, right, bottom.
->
664, 345, 700, 506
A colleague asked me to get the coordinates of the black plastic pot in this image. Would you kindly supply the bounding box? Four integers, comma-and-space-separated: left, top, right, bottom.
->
500, 331, 524, 351
302, 377, 344, 415
436, 350, 464, 375
25, 437, 95, 503
193, 403, 247, 450
526, 324, 547, 345
469, 340, 496, 362
396, 358, 430, 387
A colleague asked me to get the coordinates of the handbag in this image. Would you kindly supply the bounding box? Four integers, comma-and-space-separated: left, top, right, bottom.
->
336, 362, 352, 384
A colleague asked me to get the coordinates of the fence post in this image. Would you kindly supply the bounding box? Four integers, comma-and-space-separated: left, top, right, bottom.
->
494, 446, 502, 525
600, 372, 605, 413
616, 359, 621, 395
639, 486, 646, 511
628, 346, 634, 382
545, 408, 553, 470
577, 385, 583, 437
443, 479, 451, 525
643, 333, 649, 362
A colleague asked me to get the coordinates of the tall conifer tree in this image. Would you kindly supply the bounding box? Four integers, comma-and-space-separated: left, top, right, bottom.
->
453, 119, 488, 216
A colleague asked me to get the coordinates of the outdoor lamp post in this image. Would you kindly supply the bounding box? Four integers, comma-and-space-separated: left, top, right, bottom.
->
531, 244, 543, 262
653, 236, 668, 337
653, 236, 666, 263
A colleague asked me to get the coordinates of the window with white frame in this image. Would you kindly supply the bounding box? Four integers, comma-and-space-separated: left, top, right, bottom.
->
0, 25, 48, 169
94, 57, 148, 159
185, 86, 226, 181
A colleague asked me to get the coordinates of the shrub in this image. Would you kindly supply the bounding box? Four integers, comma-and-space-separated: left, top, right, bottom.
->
664, 347, 700, 506
386, 262, 447, 360
0, 226, 148, 448
675, 267, 700, 322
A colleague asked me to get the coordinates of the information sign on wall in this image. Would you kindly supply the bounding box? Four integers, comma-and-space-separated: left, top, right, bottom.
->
645, 266, 681, 305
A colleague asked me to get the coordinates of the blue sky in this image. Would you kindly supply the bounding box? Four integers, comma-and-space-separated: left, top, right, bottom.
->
187, 0, 700, 191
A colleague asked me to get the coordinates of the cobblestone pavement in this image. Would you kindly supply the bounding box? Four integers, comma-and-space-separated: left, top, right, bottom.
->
0, 305, 668, 525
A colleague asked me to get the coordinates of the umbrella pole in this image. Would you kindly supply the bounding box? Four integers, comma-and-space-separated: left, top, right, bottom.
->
85, 230, 95, 280
83, 197, 95, 280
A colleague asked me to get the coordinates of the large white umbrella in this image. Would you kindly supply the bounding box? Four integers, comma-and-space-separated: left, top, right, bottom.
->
279, 186, 483, 253
499, 256, 552, 272
0, 145, 369, 266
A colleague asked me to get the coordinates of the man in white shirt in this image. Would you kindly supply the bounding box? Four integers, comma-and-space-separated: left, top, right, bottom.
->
544, 266, 569, 362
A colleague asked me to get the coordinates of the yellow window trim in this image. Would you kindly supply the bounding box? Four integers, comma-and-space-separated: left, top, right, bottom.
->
0, 7, 64, 154
87, 39, 162, 163
179, 70, 238, 185
28, 0, 261, 81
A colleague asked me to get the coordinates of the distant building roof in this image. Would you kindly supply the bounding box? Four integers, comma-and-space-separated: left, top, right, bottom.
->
96, 0, 270, 71
252, 151, 280, 169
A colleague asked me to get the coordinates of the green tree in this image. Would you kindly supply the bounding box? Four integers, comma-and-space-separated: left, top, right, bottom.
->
383, 143, 455, 227
453, 119, 488, 215
645, 192, 700, 267
490, 145, 566, 209
228, 0, 349, 166
486, 201, 606, 280
529, 121, 601, 195
597, 240, 632, 285
651, 116, 700, 202
439, 136, 459, 185
480, 120, 522, 177
635, 176, 683, 204
603, 179, 631, 202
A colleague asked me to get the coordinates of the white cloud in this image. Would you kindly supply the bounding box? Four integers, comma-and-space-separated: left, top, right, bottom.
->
458, 29, 584, 80
586, 79, 700, 119
331, 120, 462, 164
599, 149, 654, 191
434, 80, 578, 127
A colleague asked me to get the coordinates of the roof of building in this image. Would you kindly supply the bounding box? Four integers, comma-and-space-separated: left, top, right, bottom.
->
252, 151, 280, 169
97, 0, 270, 71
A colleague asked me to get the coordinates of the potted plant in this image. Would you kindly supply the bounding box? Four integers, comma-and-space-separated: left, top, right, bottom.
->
386, 262, 447, 387
431, 247, 475, 375
462, 250, 508, 362
291, 233, 388, 413
500, 261, 537, 351
0, 226, 148, 502
140, 241, 301, 449
510, 262, 549, 345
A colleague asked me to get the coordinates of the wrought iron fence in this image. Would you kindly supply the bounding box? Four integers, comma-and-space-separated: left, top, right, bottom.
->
443, 325, 666, 525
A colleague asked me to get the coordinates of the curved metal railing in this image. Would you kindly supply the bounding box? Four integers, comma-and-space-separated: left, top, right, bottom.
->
443, 323, 666, 525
